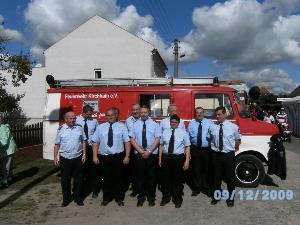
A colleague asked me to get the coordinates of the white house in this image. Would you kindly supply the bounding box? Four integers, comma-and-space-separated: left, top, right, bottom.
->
45, 15, 167, 80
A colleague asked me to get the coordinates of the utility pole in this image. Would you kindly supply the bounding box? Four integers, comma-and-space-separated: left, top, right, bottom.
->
173, 39, 179, 78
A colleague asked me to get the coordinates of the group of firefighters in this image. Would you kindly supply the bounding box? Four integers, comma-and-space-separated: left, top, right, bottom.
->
54, 103, 241, 208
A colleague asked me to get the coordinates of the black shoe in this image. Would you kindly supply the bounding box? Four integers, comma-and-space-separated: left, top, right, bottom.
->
101, 201, 109, 206
160, 199, 171, 206
75, 201, 84, 206
191, 191, 200, 197
130, 191, 138, 197
61, 202, 69, 207
92, 193, 98, 199
148, 200, 155, 207
0, 182, 9, 188
226, 200, 234, 207
175, 203, 182, 208
137, 198, 145, 207
211, 199, 220, 205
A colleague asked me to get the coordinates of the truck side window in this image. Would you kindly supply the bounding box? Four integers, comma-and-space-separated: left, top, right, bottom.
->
195, 93, 233, 118
139, 94, 170, 117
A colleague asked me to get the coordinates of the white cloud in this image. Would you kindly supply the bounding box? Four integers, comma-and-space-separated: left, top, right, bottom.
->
184, 0, 300, 68
24, 0, 120, 61
0, 14, 23, 42
113, 5, 153, 35
24, 0, 174, 63
223, 66, 298, 94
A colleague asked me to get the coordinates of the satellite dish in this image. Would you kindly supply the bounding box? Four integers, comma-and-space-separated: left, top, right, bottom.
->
249, 86, 260, 101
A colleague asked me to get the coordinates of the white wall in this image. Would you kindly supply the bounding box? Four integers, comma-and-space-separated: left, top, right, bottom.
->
3, 67, 46, 124
45, 16, 155, 80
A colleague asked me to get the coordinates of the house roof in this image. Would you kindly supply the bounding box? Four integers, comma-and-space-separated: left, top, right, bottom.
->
45, 15, 155, 52
151, 49, 167, 71
289, 85, 300, 97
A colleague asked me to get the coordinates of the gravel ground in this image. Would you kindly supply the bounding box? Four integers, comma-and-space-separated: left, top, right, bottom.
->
0, 138, 299, 225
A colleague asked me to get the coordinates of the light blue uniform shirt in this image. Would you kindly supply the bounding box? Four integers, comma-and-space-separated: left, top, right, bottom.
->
55, 124, 87, 159
91, 122, 130, 155
129, 117, 161, 154
188, 118, 213, 147
160, 117, 185, 133
76, 115, 98, 145
161, 128, 191, 155
207, 120, 241, 153
125, 116, 139, 135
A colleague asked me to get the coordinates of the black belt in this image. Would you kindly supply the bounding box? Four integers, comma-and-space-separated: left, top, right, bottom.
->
191, 145, 210, 150
211, 150, 234, 155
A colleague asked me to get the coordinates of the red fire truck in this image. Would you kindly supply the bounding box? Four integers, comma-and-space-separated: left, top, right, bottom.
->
44, 77, 279, 188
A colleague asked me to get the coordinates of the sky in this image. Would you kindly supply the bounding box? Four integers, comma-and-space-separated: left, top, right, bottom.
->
1, 0, 300, 94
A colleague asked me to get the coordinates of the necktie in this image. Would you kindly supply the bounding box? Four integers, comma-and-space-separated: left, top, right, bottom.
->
197, 121, 202, 147
168, 129, 175, 154
107, 123, 113, 147
142, 120, 147, 149
219, 123, 223, 151
84, 119, 88, 139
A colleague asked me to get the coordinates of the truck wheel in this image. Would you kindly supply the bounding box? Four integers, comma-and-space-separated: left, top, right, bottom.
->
235, 154, 265, 188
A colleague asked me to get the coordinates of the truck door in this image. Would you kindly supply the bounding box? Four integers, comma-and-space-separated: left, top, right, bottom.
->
192, 92, 236, 122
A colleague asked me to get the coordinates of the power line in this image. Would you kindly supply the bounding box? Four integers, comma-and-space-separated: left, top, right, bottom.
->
141, 0, 173, 42
140, 0, 193, 77
156, 0, 177, 37
149, 0, 174, 41
156, 0, 193, 77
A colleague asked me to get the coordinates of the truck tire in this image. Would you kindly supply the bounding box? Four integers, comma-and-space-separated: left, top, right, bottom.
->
235, 154, 265, 188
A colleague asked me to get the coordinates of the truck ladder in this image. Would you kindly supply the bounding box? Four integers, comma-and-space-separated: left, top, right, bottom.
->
52, 77, 217, 88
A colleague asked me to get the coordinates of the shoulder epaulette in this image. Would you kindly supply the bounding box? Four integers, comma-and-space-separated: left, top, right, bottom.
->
75, 123, 82, 127
58, 125, 63, 130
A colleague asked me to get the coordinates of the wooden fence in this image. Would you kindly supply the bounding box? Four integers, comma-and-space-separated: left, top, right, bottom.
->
12, 122, 43, 148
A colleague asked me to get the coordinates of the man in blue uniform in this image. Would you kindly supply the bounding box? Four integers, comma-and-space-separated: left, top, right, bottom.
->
76, 105, 99, 198
188, 107, 213, 196
130, 105, 161, 207
92, 108, 131, 206
125, 104, 141, 197
208, 106, 241, 207
54, 111, 87, 207
160, 104, 185, 132
159, 103, 185, 191
159, 114, 191, 208
125, 104, 141, 134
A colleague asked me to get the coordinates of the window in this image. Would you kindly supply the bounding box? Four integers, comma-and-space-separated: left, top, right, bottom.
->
94, 68, 102, 79
139, 94, 170, 117
195, 93, 233, 118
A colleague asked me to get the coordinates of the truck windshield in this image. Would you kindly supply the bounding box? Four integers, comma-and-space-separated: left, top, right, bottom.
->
139, 94, 170, 117
234, 91, 250, 118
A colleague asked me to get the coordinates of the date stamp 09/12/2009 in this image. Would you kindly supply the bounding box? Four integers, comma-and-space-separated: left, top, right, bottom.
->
213, 189, 294, 201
